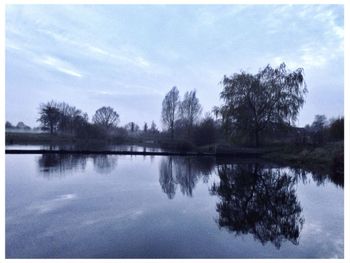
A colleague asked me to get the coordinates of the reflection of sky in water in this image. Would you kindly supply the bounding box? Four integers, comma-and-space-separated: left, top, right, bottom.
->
6, 154, 343, 258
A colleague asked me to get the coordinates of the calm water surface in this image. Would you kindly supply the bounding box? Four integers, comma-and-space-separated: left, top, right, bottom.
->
6, 152, 343, 258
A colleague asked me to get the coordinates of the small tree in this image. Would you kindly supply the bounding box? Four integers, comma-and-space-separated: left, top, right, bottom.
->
5, 121, 14, 129
311, 115, 327, 145
125, 122, 139, 133
150, 121, 158, 134
143, 122, 148, 133
92, 106, 119, 130
37, 101, 61, 134
219, 63, 307, 147
162, 86, 179, 139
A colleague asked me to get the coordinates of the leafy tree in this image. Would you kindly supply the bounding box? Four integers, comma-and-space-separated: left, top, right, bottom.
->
92, 106, 119, 130
162, 86, 179, 139
179, 90, 202, 136
219, 63, 307, 147
37, 101, 61, 134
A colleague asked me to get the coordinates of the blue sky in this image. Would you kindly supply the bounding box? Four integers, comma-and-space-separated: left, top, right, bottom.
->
6, 4, 344, 128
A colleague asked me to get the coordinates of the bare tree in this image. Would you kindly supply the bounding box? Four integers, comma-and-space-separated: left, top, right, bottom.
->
162, 86, 179, 139
92, 106, 119, 129
179, 90, 202, 136
125, 122, 139, 132
37, 101, 61, 134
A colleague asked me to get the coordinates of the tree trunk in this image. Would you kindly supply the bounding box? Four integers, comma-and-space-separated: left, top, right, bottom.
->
170, 121, 174, 140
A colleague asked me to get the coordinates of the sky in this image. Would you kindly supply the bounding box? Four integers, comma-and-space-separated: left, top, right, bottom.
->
5, 4, 344, 128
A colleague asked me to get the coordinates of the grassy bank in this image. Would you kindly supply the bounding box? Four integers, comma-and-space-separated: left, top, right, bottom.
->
5, 131, 141, 146
262, 141, 344, 175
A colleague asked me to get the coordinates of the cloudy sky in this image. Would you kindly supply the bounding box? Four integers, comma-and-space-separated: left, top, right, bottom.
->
6, 4, 344, 128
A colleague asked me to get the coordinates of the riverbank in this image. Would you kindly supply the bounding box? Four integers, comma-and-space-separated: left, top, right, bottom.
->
5, 131, 343, 172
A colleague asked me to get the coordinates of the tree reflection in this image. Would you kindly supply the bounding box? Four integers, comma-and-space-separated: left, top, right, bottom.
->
289, 165, 343, 188
159, 157, 176, 199
210, 163, 304, 249
159, 156, 215, 198
92, 155, 117, 174
37, 154, 118, 176
38, 154, 87, 175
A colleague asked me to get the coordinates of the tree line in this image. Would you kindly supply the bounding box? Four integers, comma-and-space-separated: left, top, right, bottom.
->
6, 62, 344, 148
34, 100, 159, 142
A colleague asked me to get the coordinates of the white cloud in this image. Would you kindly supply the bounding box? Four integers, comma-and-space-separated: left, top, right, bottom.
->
37, 55, 83, 78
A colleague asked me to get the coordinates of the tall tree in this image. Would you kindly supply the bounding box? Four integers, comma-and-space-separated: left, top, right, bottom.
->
162, 86, 179, 139
57, 102, 87, 135
150, 121, 158, 134
179, 90, 202, 136
219, 63, 307, 147
92, 106, 119, 129
37, 101, 61, 134
143, 122, 148, 133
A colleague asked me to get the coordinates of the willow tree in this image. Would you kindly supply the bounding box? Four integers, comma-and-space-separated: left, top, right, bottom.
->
219, 63, 307, 147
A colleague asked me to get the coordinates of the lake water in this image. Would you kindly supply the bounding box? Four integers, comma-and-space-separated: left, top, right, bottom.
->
6, 153, 343, 258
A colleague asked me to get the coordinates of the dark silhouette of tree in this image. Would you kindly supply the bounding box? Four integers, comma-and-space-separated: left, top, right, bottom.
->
125, 122, 139, 133
162, 86, 179, 139
210, 163, 304, 249
92, 155, 117, 174
16, 121, 31, 130
219, 63, 307, 147
37, 101, 61, 134
5, 121, 14, 129
143, 122, 148, 133
194, 114, 217, 146
159, 157, 177, 199
92, 106, 119, 130
310, 114, 327, 145
179, 90, 202, 137
150, 121, 157, 133
158, 156, 215, 199
329, 117, 344, 141
56, 102, 88, 135
38, 154, 87, 176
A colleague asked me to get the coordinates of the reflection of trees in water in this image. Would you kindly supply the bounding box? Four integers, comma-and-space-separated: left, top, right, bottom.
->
291, 166, 343, 188
38, 154, 87, 175
37, 154, 117, 176
159, 157, 176, 199
210, 163, 304, 249
92, 155, 117, 174
159, 156, 216, 198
